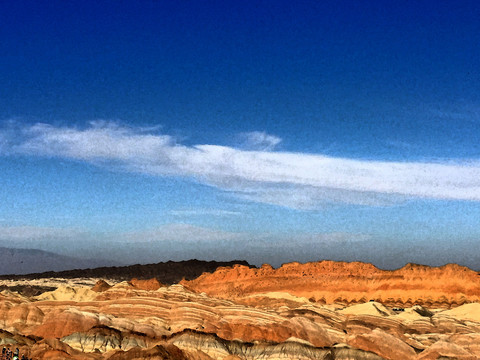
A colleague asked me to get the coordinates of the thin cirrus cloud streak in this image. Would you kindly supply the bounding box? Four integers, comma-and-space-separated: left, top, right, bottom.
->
170, 209, 242, 217
118, 223, 243, 243
3, 121, 480, 209
115, 224, 369, 245
0, 224, 367, 245
0, 226, 81, 240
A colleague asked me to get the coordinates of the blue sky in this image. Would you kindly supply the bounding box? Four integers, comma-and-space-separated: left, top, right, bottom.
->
1, 0, 480, 269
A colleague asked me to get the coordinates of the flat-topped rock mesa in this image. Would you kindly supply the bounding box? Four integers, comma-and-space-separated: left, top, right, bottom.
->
180, 260, 480, 308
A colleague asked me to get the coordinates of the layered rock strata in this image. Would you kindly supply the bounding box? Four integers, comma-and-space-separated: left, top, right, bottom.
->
1, 260, 480, 359
181, 261, 480, 308
0, 274, 479, 359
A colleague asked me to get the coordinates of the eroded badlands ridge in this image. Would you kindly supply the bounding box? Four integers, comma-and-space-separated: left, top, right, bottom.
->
181, 261, 480, 308
1, 260, 480, 359
0, 259, 251, 284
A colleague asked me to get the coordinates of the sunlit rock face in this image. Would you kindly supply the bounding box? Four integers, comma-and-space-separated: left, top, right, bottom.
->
180, 261, 480, 308
0, 260, 479, 359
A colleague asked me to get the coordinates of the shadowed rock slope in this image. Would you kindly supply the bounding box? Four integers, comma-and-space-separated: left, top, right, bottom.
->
0, 259, 251, 284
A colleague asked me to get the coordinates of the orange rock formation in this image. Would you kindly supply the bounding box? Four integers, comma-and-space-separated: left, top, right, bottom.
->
0, 261, 480, 359
129, 278, 163, 291
91, 280, 112, 293
180, 261, 480, 308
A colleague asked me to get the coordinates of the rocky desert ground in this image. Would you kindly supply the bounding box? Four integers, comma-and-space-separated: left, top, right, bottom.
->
1, 260, 480, 360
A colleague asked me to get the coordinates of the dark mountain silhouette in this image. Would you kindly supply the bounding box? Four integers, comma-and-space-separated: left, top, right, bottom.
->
0, 247, 119, 275
0, 258, 252, 284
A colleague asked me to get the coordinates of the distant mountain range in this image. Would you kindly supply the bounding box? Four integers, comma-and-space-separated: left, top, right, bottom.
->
0, 247, 121, 275
0, 248, 251, 284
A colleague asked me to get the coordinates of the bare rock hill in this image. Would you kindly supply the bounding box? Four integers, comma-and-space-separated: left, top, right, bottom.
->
0, 258, 252, 284
2, 279, 480, 359
181, 260, 480, 308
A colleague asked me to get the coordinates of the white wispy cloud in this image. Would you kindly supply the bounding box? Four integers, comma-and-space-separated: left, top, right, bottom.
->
0, 133, 6, 153
239, 131, 282, 151
2, 121, 480, 209
232, 184, 404, 209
